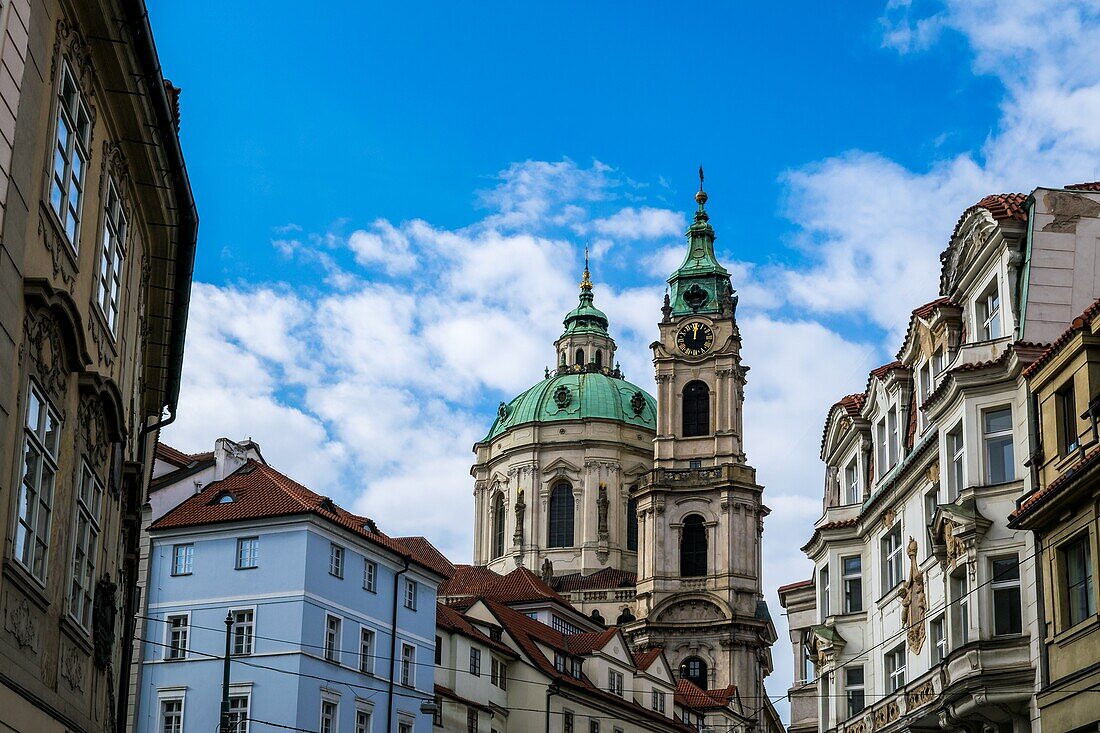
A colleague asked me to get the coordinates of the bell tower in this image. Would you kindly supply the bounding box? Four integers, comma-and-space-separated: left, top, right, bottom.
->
630, 171, 775, 730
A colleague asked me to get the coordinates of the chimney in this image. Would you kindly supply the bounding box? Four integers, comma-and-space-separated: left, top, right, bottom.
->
213, 438, 252, 481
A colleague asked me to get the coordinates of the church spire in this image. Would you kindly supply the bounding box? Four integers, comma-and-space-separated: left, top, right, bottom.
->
580, 243, 593, 292
666, 169, 732, 317
555, 246, 618, 374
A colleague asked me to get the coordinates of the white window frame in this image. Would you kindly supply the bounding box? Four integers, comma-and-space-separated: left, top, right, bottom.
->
887, 405, 899, 468
231, 607, 255, 656
400, 642, 416, 686
882, 525, 903, 591
172, 543, 194, 576
946, 423, 965, 500
96, 176, 127, 334
69, 460, 103, 627
844, 458, 860, 505
228, 690, 250, 733
977, 277, 1001, 341
991, 555, 1022, 636
469, 646, 481, 676
320, 694, 339, 733
917, 360, 932, 433
15, 381, 60, 583
982, 406, 1015, 484
608, 668, 624, 697
329, 543, 344, 578
885, 644, 906, 693
404, 578, 417, 610
363, 559, 377, 592
360, 626, 375, 675
325, 613, 342, 663
844, 666, 864, 718
50, 60, 91, 247
236, 537, 259, 569
158, 693, 185, 733
875, 418, 887, 478
355, 704, 373, 733
819, 564, 830, 618
842, 555, 862, 613
165, 613, 190, 660
651, 689, 665, 712
931, 614, 947, 664
951, 572, 969, 646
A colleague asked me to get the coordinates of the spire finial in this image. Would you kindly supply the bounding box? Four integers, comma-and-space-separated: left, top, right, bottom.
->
695, 166, 708, 207
580, 242, 593, 292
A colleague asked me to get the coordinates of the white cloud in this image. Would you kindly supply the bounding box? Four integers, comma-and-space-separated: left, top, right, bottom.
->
591, 206, 683, 240
348, 219, 418, 275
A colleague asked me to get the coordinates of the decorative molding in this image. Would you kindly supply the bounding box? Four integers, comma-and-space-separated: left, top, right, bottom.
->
899, 537, 927, 653
905, 679, 934, 710
880, 508, 896, 531
24, 306, 71, 399
61, 643, 86, 691
92, 573, 117, 671
6, 597, 39, 651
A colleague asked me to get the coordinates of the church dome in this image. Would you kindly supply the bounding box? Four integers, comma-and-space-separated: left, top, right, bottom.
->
483, 371, 656, 442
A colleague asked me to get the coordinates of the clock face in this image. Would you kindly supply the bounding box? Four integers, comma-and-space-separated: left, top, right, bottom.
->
676, 322, 714, 356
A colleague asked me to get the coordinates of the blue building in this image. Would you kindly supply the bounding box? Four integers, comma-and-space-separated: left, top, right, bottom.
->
133, 441, 451, 733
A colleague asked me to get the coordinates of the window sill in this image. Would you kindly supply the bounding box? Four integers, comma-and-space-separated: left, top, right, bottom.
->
170, 572, 193, 577
59, 614, 94, 655
875, 583, 902, 607
235, 566, 258, 571
2, 558, 50, 612
1050, 614, 1100, 647
40, 201, 82, 269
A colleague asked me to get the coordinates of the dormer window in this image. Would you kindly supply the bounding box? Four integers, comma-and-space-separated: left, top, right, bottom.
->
844, 458, 860, 505
217, 493, 235, 504
978, 279, 1001, 340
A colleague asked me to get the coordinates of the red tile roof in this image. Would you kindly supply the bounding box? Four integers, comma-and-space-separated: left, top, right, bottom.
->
434, 683, 494, 714
149, 459, 447, 577
552, 567, 637, 592
943, 193, 1029, 291
675, 679, 738, 711
1066, 182, 1100, 191
632, 647, 663, 670
800, 518, 860, 553
440, 565, 572, 607
777, 578, 813, 595
566, 629, 619, 655
155, 441, 211, 468
394, 536, 455, 579
1011, 442, 1100, 524
818, 393, 867, 454
896, 298, 960, 360
436, 603, 517, 658
439, 565, 500, 598
1021, 298, 1100, 380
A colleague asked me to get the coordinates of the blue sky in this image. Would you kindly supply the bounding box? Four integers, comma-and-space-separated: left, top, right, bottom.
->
150, 1, 1100, 721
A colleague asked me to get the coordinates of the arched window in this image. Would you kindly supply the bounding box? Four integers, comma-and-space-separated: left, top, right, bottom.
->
680, 514, 707, 577
548, 482, 575, 547
559, 352, 566, 366
626, 496, 638, 551
680, 656, 708, 689
491, 492, 506, 559
595, 350, 603, 368
575, 348, 585, 366
682, 381, 710, 437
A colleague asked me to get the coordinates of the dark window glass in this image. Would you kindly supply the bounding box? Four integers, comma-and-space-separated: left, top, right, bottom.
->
992, 557, 1022, 635
548, 482, 575, 547
680, 514, 707, 577
680, 656, 707, 689
1059, 383, 1079, 454
491, 492, 505, 559
595, 350, 603, 368
575, 349, 584, 365
626, 497, 638, 551
682, 381, 710, 437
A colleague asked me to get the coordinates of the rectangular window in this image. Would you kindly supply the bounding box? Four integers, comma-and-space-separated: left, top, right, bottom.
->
172, 544, 193, 576
887, 406, 899, 468
924, 488, 939, 528
979, 280, 1001, 340
236, 537, 259, 569
50, 61, 91, 246
554, 652, 566, 673
842, 555, 863, 613
97, 177, 127, 333
885, 644, 906, 693
358, 709, 373, 733
1058, 382, 1079, 455
228, 694, 249, 733
432, 696, 443, 727
918, 362, 932, 432
991, 556, 1022, 635
15, 383, 60, 582
947, 423, 964, 499
470, 647, 482, 676
320, 700, 338, 733
951, 572, 969, 646
589, 720, 600, 733
435, 635, 442, 666
931, 615, 947, 664
231, 609, 254, 655
882, 525, 903, 590
360, 627, 374, 674
570, 658, 582, 679
329, 544, 344, 578
845, 666, 865, 717
399, 723, 412, 733
551, 615, 582, 635
651, 690, 665, 712
405, 579, 417, 610
983, 407, 1014, 484
844, 459, 860, 505
325, 615, 341, 663
608, 669, 624, 697
160, 698, 184, 733
363, 559, 377, 591
801, 631, 814, 682
69, 461, 103, 627
167, 614, 188, 660
490, 657, 507, 689
1063, 534, 1095, 627
875, 418, 887, 478
563, 711, 574, 733
819, 564, 830, 617
401, 643, 415, 686
933, 347, 946, 377
467, 708, 478, 733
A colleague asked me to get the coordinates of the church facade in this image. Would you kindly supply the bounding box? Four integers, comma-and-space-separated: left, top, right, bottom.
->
471, 177, 778, 730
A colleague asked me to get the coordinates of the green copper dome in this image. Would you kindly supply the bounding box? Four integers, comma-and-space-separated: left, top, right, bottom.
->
482, 372, 656, 442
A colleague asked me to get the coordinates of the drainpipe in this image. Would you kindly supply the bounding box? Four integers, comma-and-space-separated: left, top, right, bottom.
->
387, 556, 412, 733
545, 682, 560, 733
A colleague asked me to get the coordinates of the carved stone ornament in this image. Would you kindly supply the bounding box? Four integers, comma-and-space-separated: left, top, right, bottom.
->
899, 536, 927, 653
37, 212, 77, 290
6, 597, 39, 651
79, 394, 110, 471
61, 643, 86, 691
497, 402, 509, 420
92, 573, 118, 671
926, 459, 940, 486
881, 508, 896, 531
630, 390, 646, 416
552, 385, 572, 408
540, 557, 554, 584
513, 488, 525, 545
24, 307, 70, 398
906, 679, 935, 710
597, 483, 609, 539
872, 701, 900, 729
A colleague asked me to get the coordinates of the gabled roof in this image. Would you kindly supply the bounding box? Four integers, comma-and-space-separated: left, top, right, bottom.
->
776, 578, 813, 595
941, 192, 1029, 294
150, 459, 446, 577
632, 647, 664, 670
1021, 298, 1100, 380
155, 441, 207, 468
565, 628, 619, 655
436, 604, 517, 658
1066, 181, 1100, 191
896, 297, 959, 361
394, 536, 455, 579
440, 565, 572, 607
552, 567, 637, 592
675, 678, 738, 711
818, 393, 866, 456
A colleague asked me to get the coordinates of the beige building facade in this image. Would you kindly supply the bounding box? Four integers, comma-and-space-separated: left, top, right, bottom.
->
0, 1, 195, 731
